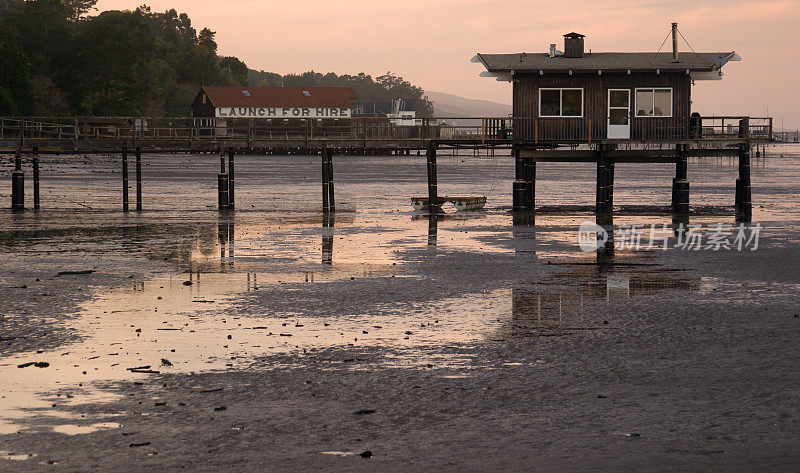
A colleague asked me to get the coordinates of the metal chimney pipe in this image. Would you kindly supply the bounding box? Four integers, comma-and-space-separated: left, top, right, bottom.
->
671, 22, 679, 63
549, 43, 556, 58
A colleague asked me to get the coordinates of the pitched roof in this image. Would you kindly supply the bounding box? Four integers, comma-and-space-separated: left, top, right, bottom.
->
474, 52, 738, 73
201, 86, 357, 108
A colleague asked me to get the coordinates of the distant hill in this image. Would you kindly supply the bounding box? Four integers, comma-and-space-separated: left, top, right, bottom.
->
426, 90, 511, 118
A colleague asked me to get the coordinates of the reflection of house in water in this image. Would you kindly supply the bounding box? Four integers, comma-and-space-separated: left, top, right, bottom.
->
511, 268, 701, 331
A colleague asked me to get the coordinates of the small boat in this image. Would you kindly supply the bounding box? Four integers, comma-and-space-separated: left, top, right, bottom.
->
411, 196, 487, 211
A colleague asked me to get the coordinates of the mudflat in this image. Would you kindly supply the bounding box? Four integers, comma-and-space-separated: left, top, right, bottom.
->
1, 149, 799, 471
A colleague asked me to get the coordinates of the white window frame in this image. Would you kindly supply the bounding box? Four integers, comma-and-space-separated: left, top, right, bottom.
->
538, 88, 584, 118
634, 87, 673, 118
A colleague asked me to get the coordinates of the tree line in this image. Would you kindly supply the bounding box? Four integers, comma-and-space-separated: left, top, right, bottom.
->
0, 0, 433, 117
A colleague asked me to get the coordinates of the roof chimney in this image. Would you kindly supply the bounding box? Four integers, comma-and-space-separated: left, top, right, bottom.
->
671, 22, 679, 63
549, 44, 556, 58
563, 32, 585, 58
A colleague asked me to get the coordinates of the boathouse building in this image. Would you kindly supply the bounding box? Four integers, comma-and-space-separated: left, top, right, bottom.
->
191, 86, 358, 136
472, 25, 741, 141
192, 86, 357, 119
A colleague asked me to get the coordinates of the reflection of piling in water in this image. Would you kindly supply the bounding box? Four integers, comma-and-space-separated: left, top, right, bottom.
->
322, 212, 334, 265
217, 217, 234, 269
511, 212, 536, 256
228, 218, 234, 267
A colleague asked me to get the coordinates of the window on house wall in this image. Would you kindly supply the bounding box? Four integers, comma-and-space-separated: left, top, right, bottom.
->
539, 88, 583, 117
635, 88, 672, 117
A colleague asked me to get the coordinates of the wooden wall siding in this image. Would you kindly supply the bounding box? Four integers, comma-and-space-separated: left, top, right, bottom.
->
512, 72, 691, 141
191, 93, 216, 117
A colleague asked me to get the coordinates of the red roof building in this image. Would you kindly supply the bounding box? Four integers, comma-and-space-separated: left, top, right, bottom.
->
192, 86, 358, 119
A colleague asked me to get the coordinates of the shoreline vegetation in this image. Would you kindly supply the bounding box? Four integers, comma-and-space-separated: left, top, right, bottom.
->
0, 0, 434, 117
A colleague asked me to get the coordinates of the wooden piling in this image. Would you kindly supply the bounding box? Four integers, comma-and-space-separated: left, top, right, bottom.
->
322, 212, 334, 264
122, 145, 129, 212
606, 155, 615, 212
227, 150, 235, 210
427, 213, 438, 246
11, 147, 24, 211
321, 145, 329, 212
595, 145, 607, 214
672, 144, 690, 214
327, 148, 335, 212
525, 161, 536, 210
426, 142, 439, 214
135, 147, 142, 211
512, 146, 527, 211
32, 146, 39, 210
736, 141, 752, 222
218, 173, 229, 211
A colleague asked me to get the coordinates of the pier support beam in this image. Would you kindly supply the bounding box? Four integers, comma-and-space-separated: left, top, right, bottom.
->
428, 213, 438, 246
122, 145, 129, 212
736, 141, 752, 222
11, 148, 24, 211
32, 146, 39, 210
218, 172, 229, 211
672, 143, 690, 214
595, 144, 614, 214
322, 212, 334, 264
426, 142, 439, 214
135, 147, 142, 211
227, 150, 235, 210
327, 147, 335, 212
321, 145, 329, 212
512, 145, 530, 211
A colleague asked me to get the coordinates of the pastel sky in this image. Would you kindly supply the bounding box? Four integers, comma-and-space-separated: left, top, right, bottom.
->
97, 0, 800, 128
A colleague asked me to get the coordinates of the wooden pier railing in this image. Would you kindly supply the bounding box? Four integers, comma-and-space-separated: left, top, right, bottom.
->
0, 115, 773, 149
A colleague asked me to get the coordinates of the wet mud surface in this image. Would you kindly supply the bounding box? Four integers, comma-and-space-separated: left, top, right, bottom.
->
1, 146, 800, 471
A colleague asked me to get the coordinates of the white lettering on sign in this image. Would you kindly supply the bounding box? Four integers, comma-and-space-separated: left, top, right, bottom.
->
216, 107, 351, 118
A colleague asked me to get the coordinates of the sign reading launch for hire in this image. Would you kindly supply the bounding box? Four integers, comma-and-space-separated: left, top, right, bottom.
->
215, 107, 352, 119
